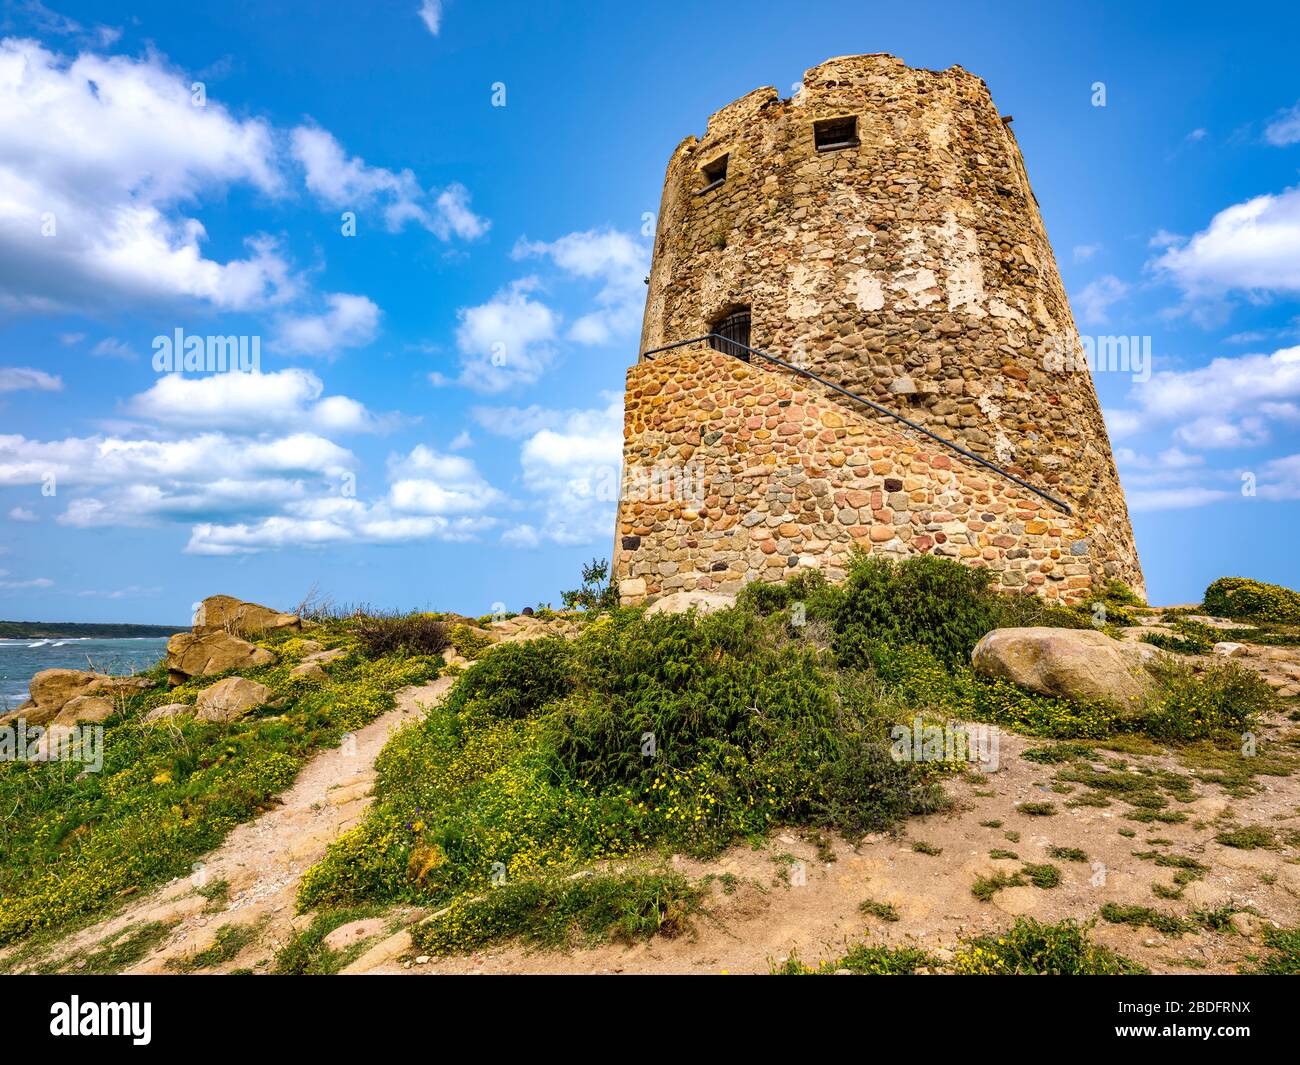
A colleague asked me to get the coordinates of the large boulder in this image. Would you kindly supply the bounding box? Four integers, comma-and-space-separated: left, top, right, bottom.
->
971, 627, 1162, 713
486, 615, 581, 645
194, 595, 301, 637
1, 669, 152, 726
194, 677, 273, 723
51, 695, 117, 727
645, 590, 736, 617
166, 631, 276, 686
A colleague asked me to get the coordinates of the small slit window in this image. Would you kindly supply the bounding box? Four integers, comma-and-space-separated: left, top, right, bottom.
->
699, 154, 728, 193
814, 116, 858, 152
709, 308, 751, 361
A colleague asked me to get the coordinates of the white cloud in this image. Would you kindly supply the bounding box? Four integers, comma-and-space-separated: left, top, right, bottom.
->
126, 369, 393, 434
1073, 274, 1129, 325
1072, 243, 1101, 263
7, 505, 37, 522
1259, 454, 1300, 500
501, 523, 541, 548
185, 500, 495, 555
0, 568, 52, 589
90, 337, 136, 360
514, 228, 649, 345
272, 293, 381, 357
290, 125, 486, 240
1152, 187, 1300, 316
386, 445, 506, 515
417, 0, 443, 36
0, 367, 61, 393
1264, 102, 1300, 147
454, 279, 560, 391
448, 430, 473, 450
0, 429, 356, 529
505, 394, 623, 546
1129, 344, 1300, 441
0, 37, 295, 314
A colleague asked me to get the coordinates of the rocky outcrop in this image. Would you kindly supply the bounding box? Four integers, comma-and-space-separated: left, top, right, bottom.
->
194, 595, 301, 637
195, 677, 273, 723
645, 590, 736, 617
486, 615, 581, 644
166, 631, 276, 686
289, 647, 347, 681
972, 627, 1162, 713
0, 669, 152, 726
50, 695, 117, 727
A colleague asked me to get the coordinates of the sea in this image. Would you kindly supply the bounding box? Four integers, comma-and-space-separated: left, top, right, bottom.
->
0, 638, 170, 711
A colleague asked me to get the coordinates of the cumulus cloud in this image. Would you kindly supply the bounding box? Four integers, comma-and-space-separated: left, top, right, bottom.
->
514, 228, 649, 345
486, 394, 624, 546
1073, 274, 1129, 325
290, 125, 487, 240
272, 293, 381, 356
125, 369, 394, 434
386, 445, 506, 515
0, 37, 296, 314
454, 279, 560, 392
1151, 187, 1300, 320
0, 367, 61, 394
7, 505, 38, 522
0, 430, 355, 529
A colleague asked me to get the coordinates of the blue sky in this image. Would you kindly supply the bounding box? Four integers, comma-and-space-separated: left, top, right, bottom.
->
0, 0, 1298, 623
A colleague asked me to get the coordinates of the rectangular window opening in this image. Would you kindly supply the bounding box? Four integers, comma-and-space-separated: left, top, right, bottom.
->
699, 154, 729, 193
814, 116, 859, 152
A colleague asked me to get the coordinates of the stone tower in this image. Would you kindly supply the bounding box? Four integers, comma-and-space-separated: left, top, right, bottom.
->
616, 54, 1143, 605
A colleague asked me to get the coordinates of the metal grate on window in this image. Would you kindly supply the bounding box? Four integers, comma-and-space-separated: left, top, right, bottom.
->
814, 116, 858, 152
709, 309, 751, 361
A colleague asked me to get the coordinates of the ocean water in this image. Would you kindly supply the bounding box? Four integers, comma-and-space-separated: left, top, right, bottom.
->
0, 638, 170, 711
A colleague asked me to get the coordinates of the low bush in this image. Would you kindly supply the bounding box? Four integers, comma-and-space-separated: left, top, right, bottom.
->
355, 614, 450, 659
1204, 577, 1300, 625
832, 552, 1002, 670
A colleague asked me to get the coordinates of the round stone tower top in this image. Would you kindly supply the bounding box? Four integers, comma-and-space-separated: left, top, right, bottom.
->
638, 53, 1144, 597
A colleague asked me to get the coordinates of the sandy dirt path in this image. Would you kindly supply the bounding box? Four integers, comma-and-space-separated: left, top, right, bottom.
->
9, 677, 453, 975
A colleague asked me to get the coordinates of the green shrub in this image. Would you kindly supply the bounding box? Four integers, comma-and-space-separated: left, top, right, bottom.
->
832, 553, 1002, 670
298, 606, 945, 920
447, 637, 574, 720
737, 567, 842, 624
1139, 659, 1273, 741
954, 918, 1145, 974
1204, 577, 1300, 625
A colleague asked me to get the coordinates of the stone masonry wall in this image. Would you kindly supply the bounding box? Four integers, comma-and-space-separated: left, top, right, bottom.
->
616, 346, 1100, 605
638, 53, 1143, 598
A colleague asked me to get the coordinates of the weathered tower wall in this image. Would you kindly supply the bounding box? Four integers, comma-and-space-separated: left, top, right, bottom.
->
619, 53, 1143, 603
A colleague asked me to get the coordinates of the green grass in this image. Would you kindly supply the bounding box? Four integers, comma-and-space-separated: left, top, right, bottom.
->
166, 920, 260, 972
772, 943, 935, 975
859, 898, 900, 922
953, 917, 1145, 974
273, 904, 390, 975
1047, 846, 1088, 863
0, 620, 441, 947
1240, 928, 1300, 974
411, 870, 703, 955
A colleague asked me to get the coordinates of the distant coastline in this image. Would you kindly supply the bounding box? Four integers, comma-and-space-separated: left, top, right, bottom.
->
0, 621, 186, 640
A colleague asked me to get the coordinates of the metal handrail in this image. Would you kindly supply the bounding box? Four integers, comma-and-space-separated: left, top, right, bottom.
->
640, 333, 1073, 515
